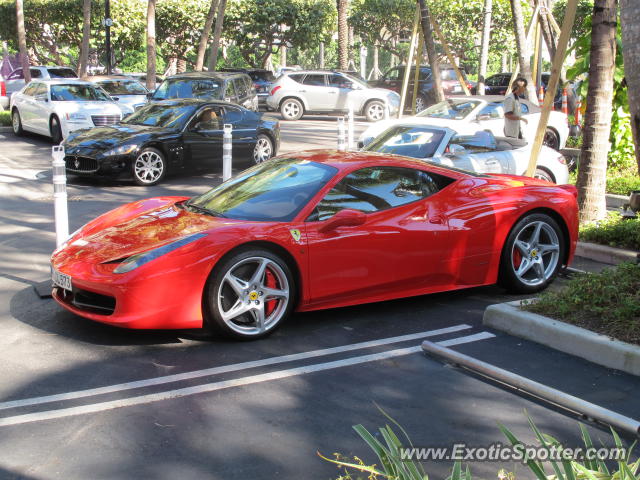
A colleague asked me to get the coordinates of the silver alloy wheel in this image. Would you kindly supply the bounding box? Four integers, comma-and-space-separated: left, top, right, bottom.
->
216, 256, 290, 336
134, 150, 164, 184
366, 102, 385, 121
282, 100, 301, 120
253, 135, 273, 163
415, 96, 426, 113
12, 111, 20, 133
510, 220, 560, 287
534, 168, 554, 183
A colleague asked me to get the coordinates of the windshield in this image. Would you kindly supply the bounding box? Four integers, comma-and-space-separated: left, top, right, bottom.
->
342, 73, 369, 89
417, 99, 481, 119
364, 125, 446, 159
121, 103, 196, 129
98, 80, 147, 95
152, 78, 223, 100
189, 158, 337, 221
47, 68, 77, 78
50, 84, 111, 102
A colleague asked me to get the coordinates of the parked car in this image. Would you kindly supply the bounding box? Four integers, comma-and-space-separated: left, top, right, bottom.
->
363, 123, 569, 183
0, 77, 8, 110
50, 150, 578, 339
5, 65, 77, 98
116, 72, 164, 91
266, 70, 400, 122
219, 68, 276, 110
359, 95, 569, 150
149, 72, 258, 111
87, 75, 149, 111
11, 79, 127, 143
371, 64, 472, 112
61, 99, 279, 186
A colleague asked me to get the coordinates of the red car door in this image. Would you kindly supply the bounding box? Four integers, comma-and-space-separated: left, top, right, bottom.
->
303, 166, 453, 307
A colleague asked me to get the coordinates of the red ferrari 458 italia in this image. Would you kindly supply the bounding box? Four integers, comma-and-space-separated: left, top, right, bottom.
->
51, 150, 578, 339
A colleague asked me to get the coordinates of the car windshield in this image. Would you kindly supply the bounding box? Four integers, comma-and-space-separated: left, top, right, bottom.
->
98, 80, 147, 95
152, 79, 223, 100
417, 99, 481, 119
50, 84, 111, 102
364, 125, 446, 159
121, 103, 196, 129
248, 71, 275, 82
341, 73, 369, 89
189, 158, 337, 222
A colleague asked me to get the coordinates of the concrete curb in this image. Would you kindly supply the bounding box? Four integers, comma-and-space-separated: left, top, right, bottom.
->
483, 300, 640, 376
607, 193, 630, 209
575, 241, 639, 265
0, 126, 12, 133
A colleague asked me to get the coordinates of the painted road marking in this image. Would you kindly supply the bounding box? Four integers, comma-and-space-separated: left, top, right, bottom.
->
0, 332, 495, 427
0, 325, 472, 411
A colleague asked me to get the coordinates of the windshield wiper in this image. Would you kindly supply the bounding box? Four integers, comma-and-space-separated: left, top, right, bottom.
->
184, 201, 226, 218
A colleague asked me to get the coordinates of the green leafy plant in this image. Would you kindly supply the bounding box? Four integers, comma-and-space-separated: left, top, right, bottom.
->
0, 111, 10, 127
606, 174, 640, 196
580, 212, 640, 250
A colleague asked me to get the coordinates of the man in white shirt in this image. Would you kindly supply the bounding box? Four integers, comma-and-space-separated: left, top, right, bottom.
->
503, 77, 529, 139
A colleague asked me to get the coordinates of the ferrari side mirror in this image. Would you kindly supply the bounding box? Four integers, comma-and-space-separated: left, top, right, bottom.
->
318, 209, 366, 233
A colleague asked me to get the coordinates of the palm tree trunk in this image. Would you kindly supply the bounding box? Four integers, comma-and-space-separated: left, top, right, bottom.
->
621, 0, 640, 175
195, 0, 219, 71
417, 0, 444, 103
539, 5, 557, 62
146, 0, 156, 91
509, 0, 536, 101
337, 0, 349, 70
576, 0, 617, 223
206, 0, 227, 71
477, 0, 492, 94
16, 0, 30, 83
78, 0, 91, 78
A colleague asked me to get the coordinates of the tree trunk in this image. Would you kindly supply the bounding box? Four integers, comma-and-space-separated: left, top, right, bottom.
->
195, 0, 219, 71
177, 58, 187, 74
337, 0, 348, 70
621, 0, 640, 175
146, 0, 156, 91
77, 0, 91, 78
576, 0, 617, 223
539, 6, 557, 62
280, 45, 287, 67
417, 0, 444, 103
509, 0, 536, 101
16, 0, 30, 83
206, 0, 226, 71
477, 0, 492, 94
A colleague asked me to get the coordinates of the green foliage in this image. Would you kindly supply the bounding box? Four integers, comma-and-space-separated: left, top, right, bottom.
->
524, 261, 640, 344
0, 111, 11, 126
606, 174, 640, 196
580, 212, 640, 250
156, 0, 208, 62
553, 0, 595, 43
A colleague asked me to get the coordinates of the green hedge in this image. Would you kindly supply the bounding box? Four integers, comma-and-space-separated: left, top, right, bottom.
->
580, 212, 640, 251
0, 111, 10, 127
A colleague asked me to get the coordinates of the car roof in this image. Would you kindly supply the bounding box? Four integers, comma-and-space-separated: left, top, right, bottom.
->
163, 72, 248, 80
143, 98, 242, 108
29, 79, 95, 86
87, 75, 142, 82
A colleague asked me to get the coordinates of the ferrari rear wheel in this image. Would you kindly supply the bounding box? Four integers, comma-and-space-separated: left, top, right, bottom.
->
204, 249, 295, 339
499, 213, 564, 294
133, 147, 166, 186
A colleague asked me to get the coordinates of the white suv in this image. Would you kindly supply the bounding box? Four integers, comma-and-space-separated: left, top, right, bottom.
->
266, 70, 400, 122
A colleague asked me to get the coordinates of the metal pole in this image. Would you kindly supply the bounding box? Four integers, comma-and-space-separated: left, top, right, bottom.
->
52, 146, 69, 247
422, 340, 640, 437
105, 0, 112, 75
347, 104, 354, 151
222, 124, 232, 181
337, 117, 346, 151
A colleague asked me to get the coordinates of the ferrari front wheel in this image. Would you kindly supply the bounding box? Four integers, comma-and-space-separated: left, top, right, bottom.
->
499, 213, 564, 294
204, 249, 295, 340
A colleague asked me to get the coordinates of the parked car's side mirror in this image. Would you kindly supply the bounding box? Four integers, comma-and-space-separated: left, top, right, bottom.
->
146, 92, 153, 99
318, 209, 366, 233
447, 144, 466, 154
111, 96, 120, 102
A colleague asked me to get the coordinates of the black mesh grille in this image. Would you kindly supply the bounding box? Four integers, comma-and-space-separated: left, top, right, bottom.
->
65, 156, 98, 173
55, 286, 116, 315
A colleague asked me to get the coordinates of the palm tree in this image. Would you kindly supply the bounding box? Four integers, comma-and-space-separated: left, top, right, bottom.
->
337, 0, 349, 70
477, 0, 493, 95
509, 0, 536, 101
146, 0, 157, 91
417, 0, 444, 103
195, 0, 219, 71
621, 0, 640, 174
576, 0, 618, 222
206, 0, 227, 71
15, 0, 30, 83
78, 0, 91, 78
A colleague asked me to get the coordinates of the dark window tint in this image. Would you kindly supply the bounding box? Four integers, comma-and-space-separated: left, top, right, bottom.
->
47, 68, 77, 78
222, 107, 243, 124
288, 73, 305, 83
234, 77, 248, 98
248, 71, 275, 82
123, 103, 196, 129
364, 126, 446, 159
309, 167, 444, 221
327, 74, 353, 88
302, 74, 326, 86
384, 67, 403, 81
450, 131, 497, 153
224, 80, 237, 100
30, 69, 43, 78
153, 79, 222, 100
8, 69, 23, 80
98, 80, 147, 95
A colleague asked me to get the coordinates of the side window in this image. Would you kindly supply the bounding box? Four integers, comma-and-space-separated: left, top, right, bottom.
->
34, 83, 48, 98
479, 103, 504, 119
224, 80, 237, 100
288, 73, 305, 83
302, 74, 326, 86
22, 83, 38, 96
222, 106, 243, 125
308, 167, 443, 221
419, 68, 432, 81
30, 69, 43, 78
234, 78, 248, 98
327, 74, 352, 88
9, 69, 23, 80
193, 107, 222, 130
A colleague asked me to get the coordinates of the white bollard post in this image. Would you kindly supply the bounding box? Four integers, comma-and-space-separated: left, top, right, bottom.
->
337, 117, 346, 151
52, 145, 69, 247
222, 123, 232, 181
347, 104, 354, 151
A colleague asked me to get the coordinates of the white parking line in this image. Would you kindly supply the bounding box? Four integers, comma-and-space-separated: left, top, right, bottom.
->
0, 331, 495, 427
0, 325, 472, 411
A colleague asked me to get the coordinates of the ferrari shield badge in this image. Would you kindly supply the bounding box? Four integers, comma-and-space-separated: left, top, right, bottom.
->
289, 229, 302, 243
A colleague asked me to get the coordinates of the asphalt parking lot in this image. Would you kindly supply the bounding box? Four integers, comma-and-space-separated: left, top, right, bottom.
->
0, 118, 638, 480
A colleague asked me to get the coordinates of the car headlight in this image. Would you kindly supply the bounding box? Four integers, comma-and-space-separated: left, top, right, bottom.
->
113, 233, 206, 274
103, 144, 138, 157
65, 112, 88, 121
388, 93, 400, 107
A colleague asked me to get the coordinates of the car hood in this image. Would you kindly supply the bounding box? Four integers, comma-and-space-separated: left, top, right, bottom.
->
64, 124, 167, 153
53, 101, 123, 117
359, 116, 469, 144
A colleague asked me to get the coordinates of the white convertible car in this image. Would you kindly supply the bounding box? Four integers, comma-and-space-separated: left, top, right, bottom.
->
359, 95, 570, 151
363, 123, 569, 184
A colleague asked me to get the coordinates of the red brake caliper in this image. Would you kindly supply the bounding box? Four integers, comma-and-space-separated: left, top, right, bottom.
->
265, 268, 277, 316
513, 247, 522, 269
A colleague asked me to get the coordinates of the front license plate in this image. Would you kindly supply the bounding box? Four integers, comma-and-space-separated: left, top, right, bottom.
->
453, 85, 462, 93
52, 268, 72, 291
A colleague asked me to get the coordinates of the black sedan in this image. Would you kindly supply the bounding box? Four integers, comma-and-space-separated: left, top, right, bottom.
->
61, 99, 280, 185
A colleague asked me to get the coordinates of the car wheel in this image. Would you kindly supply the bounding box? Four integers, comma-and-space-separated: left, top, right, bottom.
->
534, 168, 555, 183
50, 116, 63, 144
280, 98, 303, 121
204, 248, 295, 340
12, 109, 23, 136
252, 134, 273, 164
543, 128, 560, 150
132, 147, 166, 186
415, 95, 427, 113
365, 100, 385, 122
499, 213, 565, 294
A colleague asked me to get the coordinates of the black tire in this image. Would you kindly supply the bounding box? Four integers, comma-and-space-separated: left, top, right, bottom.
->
364, 100, 385, 122
543, 128, 560, 150
252, 134, 274, 164
203, 248, 296, 340
12, 109, 23, 136
498, 213, 565, 294
132, 147, 166, 186
50, 115, 63, 144
534, 168, 555, 183
280, 98, 303, 121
